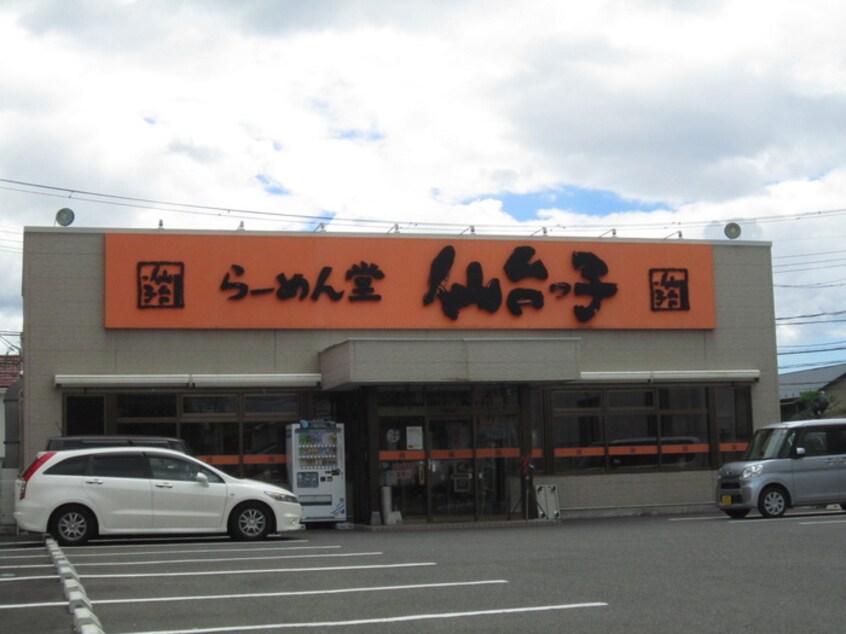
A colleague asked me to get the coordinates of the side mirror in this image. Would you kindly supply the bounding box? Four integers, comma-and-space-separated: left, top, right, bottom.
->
795, 447, 806, 458
196, 471, 209, 486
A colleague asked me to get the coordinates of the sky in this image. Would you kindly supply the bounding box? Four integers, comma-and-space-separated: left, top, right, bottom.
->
1, 0, 845, 373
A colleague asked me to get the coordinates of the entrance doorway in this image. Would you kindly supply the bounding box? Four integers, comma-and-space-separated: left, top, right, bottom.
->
377, 397, 522, 522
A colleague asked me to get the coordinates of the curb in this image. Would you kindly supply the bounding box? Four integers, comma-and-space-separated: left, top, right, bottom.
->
44, 536, 105, 634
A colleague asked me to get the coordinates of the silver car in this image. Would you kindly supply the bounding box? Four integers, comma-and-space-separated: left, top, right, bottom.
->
15, 447, 302, 545
717, 418, 846, 518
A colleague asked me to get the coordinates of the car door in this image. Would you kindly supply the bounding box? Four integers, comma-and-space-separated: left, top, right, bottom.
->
147, 454, 228, 530
84, 453, 153, 530
792, 427, 841, 505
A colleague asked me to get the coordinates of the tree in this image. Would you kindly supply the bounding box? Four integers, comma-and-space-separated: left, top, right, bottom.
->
790, 390, 846, 420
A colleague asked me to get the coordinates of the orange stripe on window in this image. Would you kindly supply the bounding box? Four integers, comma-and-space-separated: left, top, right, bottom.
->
243, 454, 287, 465
660, 443, 709, 454
719, 442, 748, 452
196, 455, 240, 465
554, 447, 606, 458
476, 448, 521, 459
379, 450, 426, 461
430, 449, 474, 460
608, 445, 659, 456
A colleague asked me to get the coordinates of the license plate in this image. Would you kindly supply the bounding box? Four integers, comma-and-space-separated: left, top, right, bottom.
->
720, 495, 733, 506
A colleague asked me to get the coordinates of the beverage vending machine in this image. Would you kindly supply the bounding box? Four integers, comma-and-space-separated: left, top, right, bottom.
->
286, 420, 347, 522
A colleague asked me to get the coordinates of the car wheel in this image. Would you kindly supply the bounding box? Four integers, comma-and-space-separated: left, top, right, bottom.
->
229, 503, 273, 541
724, 509, 749, 519
758, 486, 788, 518
49, 505, 96, 546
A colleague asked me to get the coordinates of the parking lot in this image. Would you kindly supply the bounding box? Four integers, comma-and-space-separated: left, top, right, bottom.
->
2, 509, 845, 633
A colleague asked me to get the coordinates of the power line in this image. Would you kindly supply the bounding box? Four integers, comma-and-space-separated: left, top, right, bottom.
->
6, 176, 846, 233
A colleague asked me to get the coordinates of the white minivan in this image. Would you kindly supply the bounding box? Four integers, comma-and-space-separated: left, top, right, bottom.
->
717, 418, 846, 518
15, 447, 302, 544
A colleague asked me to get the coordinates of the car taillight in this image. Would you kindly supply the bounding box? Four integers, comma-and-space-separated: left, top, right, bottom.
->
18, 452, 55, 500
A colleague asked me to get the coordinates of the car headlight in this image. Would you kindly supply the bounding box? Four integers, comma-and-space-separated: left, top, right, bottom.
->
264, 490, 298, 504
741, 464, 764, 479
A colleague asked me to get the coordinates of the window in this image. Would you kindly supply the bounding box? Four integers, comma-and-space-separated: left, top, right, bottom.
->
45, 455, 89, 476
148, 455, 223, 483
548, 386, 724, 473
183, 395, 236, 415
799, 429, 831, 456
117, 394, 177, 418
66, 396, 105, 435
91, 454, 148, 479
245, 394, 298, 415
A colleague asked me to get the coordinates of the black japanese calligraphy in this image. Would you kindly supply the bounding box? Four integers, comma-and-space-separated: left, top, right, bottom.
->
137, 261, 184, 309
571, 251, 618, 323
650, 268, 690, 311
424, 245, 619, 323
423, 245, 503, 320
221, 262, 385, 304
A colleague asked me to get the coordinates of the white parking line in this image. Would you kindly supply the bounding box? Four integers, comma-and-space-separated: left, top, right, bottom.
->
1, 551, 381, 570
63, 537, 309, 549
117, 602, 609, 633
0, 579, 508, 610
83, 562, 436, 579
98, 579, 510, 605
799, 519, 846, 525
76, 551, 383, 568
65, 544, 338, 559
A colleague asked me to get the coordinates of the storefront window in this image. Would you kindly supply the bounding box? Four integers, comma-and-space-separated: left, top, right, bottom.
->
608, 390, 654, 409
378, 416, 426, 519
182, 421, 240, 476
552, 391, 601, 410
474, 387, 519, 410
376, 388, 425, 408
115, 422, 178, 438
550, 386, 722, 473
426, 388, 472, 410
245, 394, 299, 415
553, 414, 604, 472
715, 386, 752, 463
660, 413, 709, 469
183, 395, 237, 415
117, 394, 177, 418
243, 420, 289, 486
659, 387, 706, 410
65, 396, 105, 436
606, 414, 659, 469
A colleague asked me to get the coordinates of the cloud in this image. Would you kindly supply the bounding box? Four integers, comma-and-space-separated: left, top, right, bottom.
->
2, 1, 846, 367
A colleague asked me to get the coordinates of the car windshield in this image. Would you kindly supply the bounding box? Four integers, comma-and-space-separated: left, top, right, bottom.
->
744, 428, 795, 460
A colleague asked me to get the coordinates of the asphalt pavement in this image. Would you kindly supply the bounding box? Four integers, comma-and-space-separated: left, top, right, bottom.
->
1, 509, 844, 633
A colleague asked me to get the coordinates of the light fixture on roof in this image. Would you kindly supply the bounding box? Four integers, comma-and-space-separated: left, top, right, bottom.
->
599, 228, 617, 238
663, 230, 683, 239
531, 226, 548, 236
237, 221, 245, 231
724, 222, 741, 239
158, 219, 164, 230
55, 208, 75, 227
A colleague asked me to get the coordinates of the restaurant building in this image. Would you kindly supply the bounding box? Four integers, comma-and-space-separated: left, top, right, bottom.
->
20, 228, 779, 523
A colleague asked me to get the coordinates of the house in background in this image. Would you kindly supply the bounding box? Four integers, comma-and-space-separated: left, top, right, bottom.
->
0, 354, 21, 467
779, 363, 846, 421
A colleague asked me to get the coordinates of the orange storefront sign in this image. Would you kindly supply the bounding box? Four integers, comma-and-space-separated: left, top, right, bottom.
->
104, 233, 715, 330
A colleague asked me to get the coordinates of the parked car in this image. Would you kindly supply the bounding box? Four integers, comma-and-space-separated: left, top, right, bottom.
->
717, 418, 846, 518
15, 447, 302, 545
45, 435, 192, 455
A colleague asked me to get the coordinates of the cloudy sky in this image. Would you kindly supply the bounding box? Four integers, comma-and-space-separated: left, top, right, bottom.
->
1, 0, 845, 371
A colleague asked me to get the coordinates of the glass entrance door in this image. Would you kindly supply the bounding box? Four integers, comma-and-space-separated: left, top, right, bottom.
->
375, 387, 523, 523
428, 418, 475, 520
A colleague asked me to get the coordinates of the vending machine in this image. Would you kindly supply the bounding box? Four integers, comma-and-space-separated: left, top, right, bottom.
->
286, 420, 347, 522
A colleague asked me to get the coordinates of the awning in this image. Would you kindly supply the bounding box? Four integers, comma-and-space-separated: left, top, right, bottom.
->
54, 373, 322, 388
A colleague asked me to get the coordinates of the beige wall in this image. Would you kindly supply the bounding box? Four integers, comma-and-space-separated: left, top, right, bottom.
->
22, 229, 779, 468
